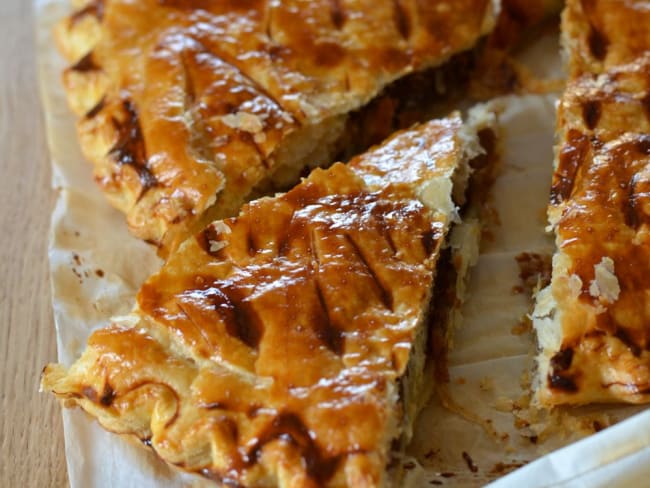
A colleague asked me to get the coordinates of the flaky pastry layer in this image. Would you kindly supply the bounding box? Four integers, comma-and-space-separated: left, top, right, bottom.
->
534, 53, 650, 405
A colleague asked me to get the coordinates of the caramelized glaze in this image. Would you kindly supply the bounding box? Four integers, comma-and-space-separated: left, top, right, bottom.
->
55, 0, 495, 255
563, 0, 650, 77
541, 54, 650, 405
43, 118, 471, 486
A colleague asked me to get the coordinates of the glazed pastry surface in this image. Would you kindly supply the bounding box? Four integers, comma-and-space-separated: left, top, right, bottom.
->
56, 0, 495, 254
534, 0, 650, 406
43, 117, 474, 486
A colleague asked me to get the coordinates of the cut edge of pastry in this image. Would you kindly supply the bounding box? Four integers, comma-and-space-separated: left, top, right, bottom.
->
532, 15, 650, 405
530, 0, 584, 409
192, 113, 350, 236
425, 103, 500, 387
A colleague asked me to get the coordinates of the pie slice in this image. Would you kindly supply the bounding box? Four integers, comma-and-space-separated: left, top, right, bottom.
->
43, 113, 496, 486
533, 20, 650, 406
54, 0, 497, 255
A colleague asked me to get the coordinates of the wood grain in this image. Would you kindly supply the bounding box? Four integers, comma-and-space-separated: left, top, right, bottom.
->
0, 1, 68, 486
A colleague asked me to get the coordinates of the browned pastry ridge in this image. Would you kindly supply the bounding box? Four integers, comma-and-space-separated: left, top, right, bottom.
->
54, 0, 497, 256
562, 0, 650, 77
42, 115, 495, 487
533, 0, 650, 406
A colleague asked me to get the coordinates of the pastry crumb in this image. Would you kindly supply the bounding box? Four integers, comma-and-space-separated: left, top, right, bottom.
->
589, 257, 620, 304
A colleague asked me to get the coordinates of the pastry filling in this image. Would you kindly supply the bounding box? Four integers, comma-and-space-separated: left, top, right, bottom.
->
391, 119, 499, 478
197, 50, 486, 240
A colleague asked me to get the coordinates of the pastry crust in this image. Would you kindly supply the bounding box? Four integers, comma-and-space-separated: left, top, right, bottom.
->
534, 54, 650, 406
562, 0, 650, 77
55, 0, 496, 255
43, 116, 488, 486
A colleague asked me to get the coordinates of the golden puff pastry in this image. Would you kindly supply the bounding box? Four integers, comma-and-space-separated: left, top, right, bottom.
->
43, 114, 494, 487
562, 0, 650, 77
54, 0, 497, 255
534, 54, 650, 406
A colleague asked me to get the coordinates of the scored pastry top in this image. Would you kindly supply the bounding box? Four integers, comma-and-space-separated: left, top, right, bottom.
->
563, 0, 650, 77
43, 117, 471, 486
56, 0, 496, 254
536, 55, 650, 405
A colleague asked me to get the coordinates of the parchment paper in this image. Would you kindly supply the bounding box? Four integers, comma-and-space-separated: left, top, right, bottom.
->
36, 1, 650, 486
409, 95, 646, 487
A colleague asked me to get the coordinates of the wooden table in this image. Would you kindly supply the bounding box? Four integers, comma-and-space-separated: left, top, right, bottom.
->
0, 1, 68, 485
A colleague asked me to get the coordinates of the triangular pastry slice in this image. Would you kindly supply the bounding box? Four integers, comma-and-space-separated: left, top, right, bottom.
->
54, 0, 497, 254
43, 114, 495, 486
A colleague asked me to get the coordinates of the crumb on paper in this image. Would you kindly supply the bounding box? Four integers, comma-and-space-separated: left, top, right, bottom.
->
489, 460, 528, 475
63, 399, 77, 408
71, 252, 87, 283
480, 203, 501, 246
479, 377, 494, 392
566, 413, 612, 436
462, 451, 479, 473
71, 266, 83, 283
512, 284, 525, 295
403, 461, 417, 470
514, 416, 530, 429
511, 315, 532, 335
493, 396, 514, 412
423, 449, 439, 461
515, 252, 552, 295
